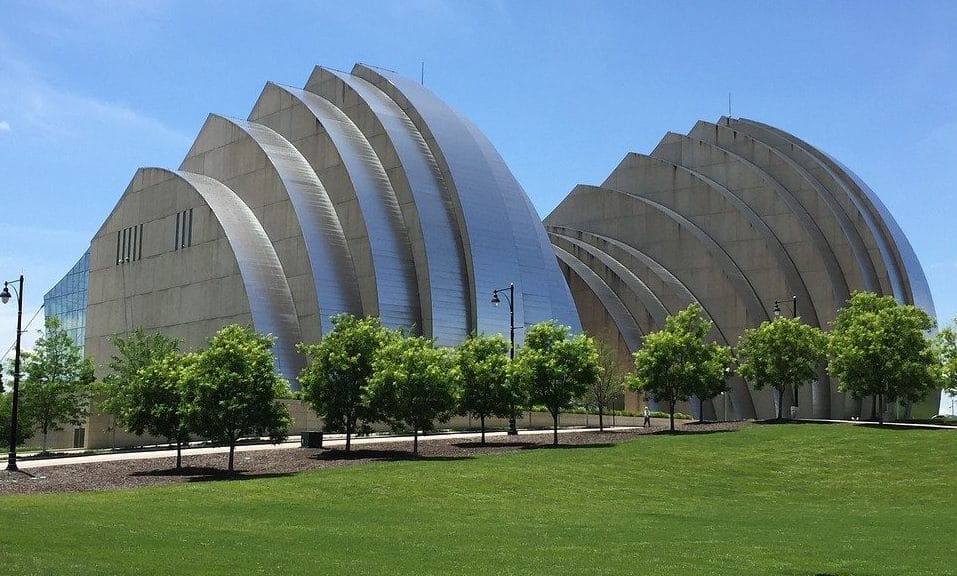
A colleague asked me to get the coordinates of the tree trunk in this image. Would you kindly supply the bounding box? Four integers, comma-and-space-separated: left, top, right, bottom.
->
176, 441, 182, 471
669, 400, 676, 432
598, 407, 604, 432
42, 430, 48, 453
480, 415, 486, 446
552, 410, 559, 445
870, 395, 878, 421
878, 392, 884, 425
346, 421, 352, 453
413, 429, 419, 457
228, 442, 235, 473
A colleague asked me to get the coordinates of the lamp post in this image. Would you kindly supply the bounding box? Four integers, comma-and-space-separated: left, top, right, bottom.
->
1, 275, 24, 472
772, 295, 797, 319
491, 283, 518, 435
773, 295, 799, 416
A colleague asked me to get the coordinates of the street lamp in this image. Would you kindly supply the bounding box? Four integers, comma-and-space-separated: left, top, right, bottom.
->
772, 295, 799, 416
772, 295, 797, 319
491, 283, 518, 435
1, 275, 24, 471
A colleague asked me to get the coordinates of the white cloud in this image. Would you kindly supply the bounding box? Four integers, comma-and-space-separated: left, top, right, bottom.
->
0, 42, 189, 148
0, 121, 9, 132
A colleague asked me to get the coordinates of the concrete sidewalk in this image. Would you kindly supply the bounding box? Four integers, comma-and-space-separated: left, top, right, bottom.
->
11, 424, 649, 470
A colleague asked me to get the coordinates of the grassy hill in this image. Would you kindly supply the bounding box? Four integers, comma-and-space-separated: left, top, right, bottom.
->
1, 423, 954, 575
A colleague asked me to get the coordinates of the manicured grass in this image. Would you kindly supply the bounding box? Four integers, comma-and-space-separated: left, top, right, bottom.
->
1, 424, 954, 575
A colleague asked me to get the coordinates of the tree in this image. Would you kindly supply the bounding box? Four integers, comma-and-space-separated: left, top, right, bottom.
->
736, 316, 828, 420
585, 342, 628, 432
123, 353, 192, 470
454, 333, 516, 445
936, 320, 957, 399
19, 317, 95, 452
0, 390, 34, 449
100, 328, 181, 452
182, 325, 291, 472
630, 304, 731, 432
513, 321, 600, 445
829, 292, 939, 424
367, 335, 458, 457
297, 314, 394, 452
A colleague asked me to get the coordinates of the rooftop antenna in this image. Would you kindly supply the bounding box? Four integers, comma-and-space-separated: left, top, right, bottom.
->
727, 93, 732, 125
421, 61, 425, 85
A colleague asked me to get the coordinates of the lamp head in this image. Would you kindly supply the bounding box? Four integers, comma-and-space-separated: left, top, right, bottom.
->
0, 284, 10, 304
773, 300, 781, 317
491, 291, 500, 306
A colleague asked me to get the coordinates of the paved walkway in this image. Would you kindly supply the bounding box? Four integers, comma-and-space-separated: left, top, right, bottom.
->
10, 424, 650, 470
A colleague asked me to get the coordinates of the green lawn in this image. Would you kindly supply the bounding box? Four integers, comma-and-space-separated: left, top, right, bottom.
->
1, 424, 954, 575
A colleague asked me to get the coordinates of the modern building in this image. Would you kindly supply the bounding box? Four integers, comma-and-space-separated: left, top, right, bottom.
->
546, 117, 936, 420
43, 64, 936, 448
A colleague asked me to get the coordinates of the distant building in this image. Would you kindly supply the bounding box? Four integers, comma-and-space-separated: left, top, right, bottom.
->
45, 66, 936, 448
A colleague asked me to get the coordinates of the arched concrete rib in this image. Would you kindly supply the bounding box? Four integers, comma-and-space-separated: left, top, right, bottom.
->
548, 231, 670, 333
352, 63, 581, 338
304, 69, 469, 344
726, 118, 901, 302
552, 245, 644, 351
651, 150, 833, 416
548, 185, 769, 418
254, 85, 421, 333
549, 226, 755, 419
548, 226, 700, 317
653, 132, 849, 316
736, 118, 910, 304
171, 169, 304, 384
825, 156, 935, 316
690, 120, 879, 295
608, 153, 821, 329
187, 115, 361, 334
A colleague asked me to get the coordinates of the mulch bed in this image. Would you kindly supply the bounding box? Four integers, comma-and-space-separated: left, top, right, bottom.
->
0, 421, 747, 495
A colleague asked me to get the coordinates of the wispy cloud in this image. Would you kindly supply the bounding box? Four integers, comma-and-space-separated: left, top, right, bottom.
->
0, 121, 10, 132
0, 34, 189, 148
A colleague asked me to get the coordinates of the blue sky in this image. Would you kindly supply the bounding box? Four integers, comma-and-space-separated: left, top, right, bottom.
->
1, 1, 955, 406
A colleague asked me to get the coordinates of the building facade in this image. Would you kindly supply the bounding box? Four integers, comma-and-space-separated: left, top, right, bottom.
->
44, 67, 937, 448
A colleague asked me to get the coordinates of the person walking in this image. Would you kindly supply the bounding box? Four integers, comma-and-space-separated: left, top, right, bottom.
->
642, 405, 651, 427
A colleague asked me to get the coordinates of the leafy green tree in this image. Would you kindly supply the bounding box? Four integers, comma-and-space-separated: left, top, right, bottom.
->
630, 304, 731, 432
936, 320, 957, 399
513, 321, 600, 445
298, 314, 394, 452
99, 328, 181, 447
736, 316, 828, 420
454, 333, 516, 445
585, 342, 628, 432
367, 335, 458, 456
0, 390, 34, 449
182, 325, 291, 472
19, 317, 95, 452
829, 292, 939, 424
125, 353, 192, 470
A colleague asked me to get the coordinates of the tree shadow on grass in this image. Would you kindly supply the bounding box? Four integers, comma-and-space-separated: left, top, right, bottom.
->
651, 428, 737, 436
453, 441, 536, 449
521, 443, 616, 450
130, 466, 297, 482
312, 448, 472, 462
